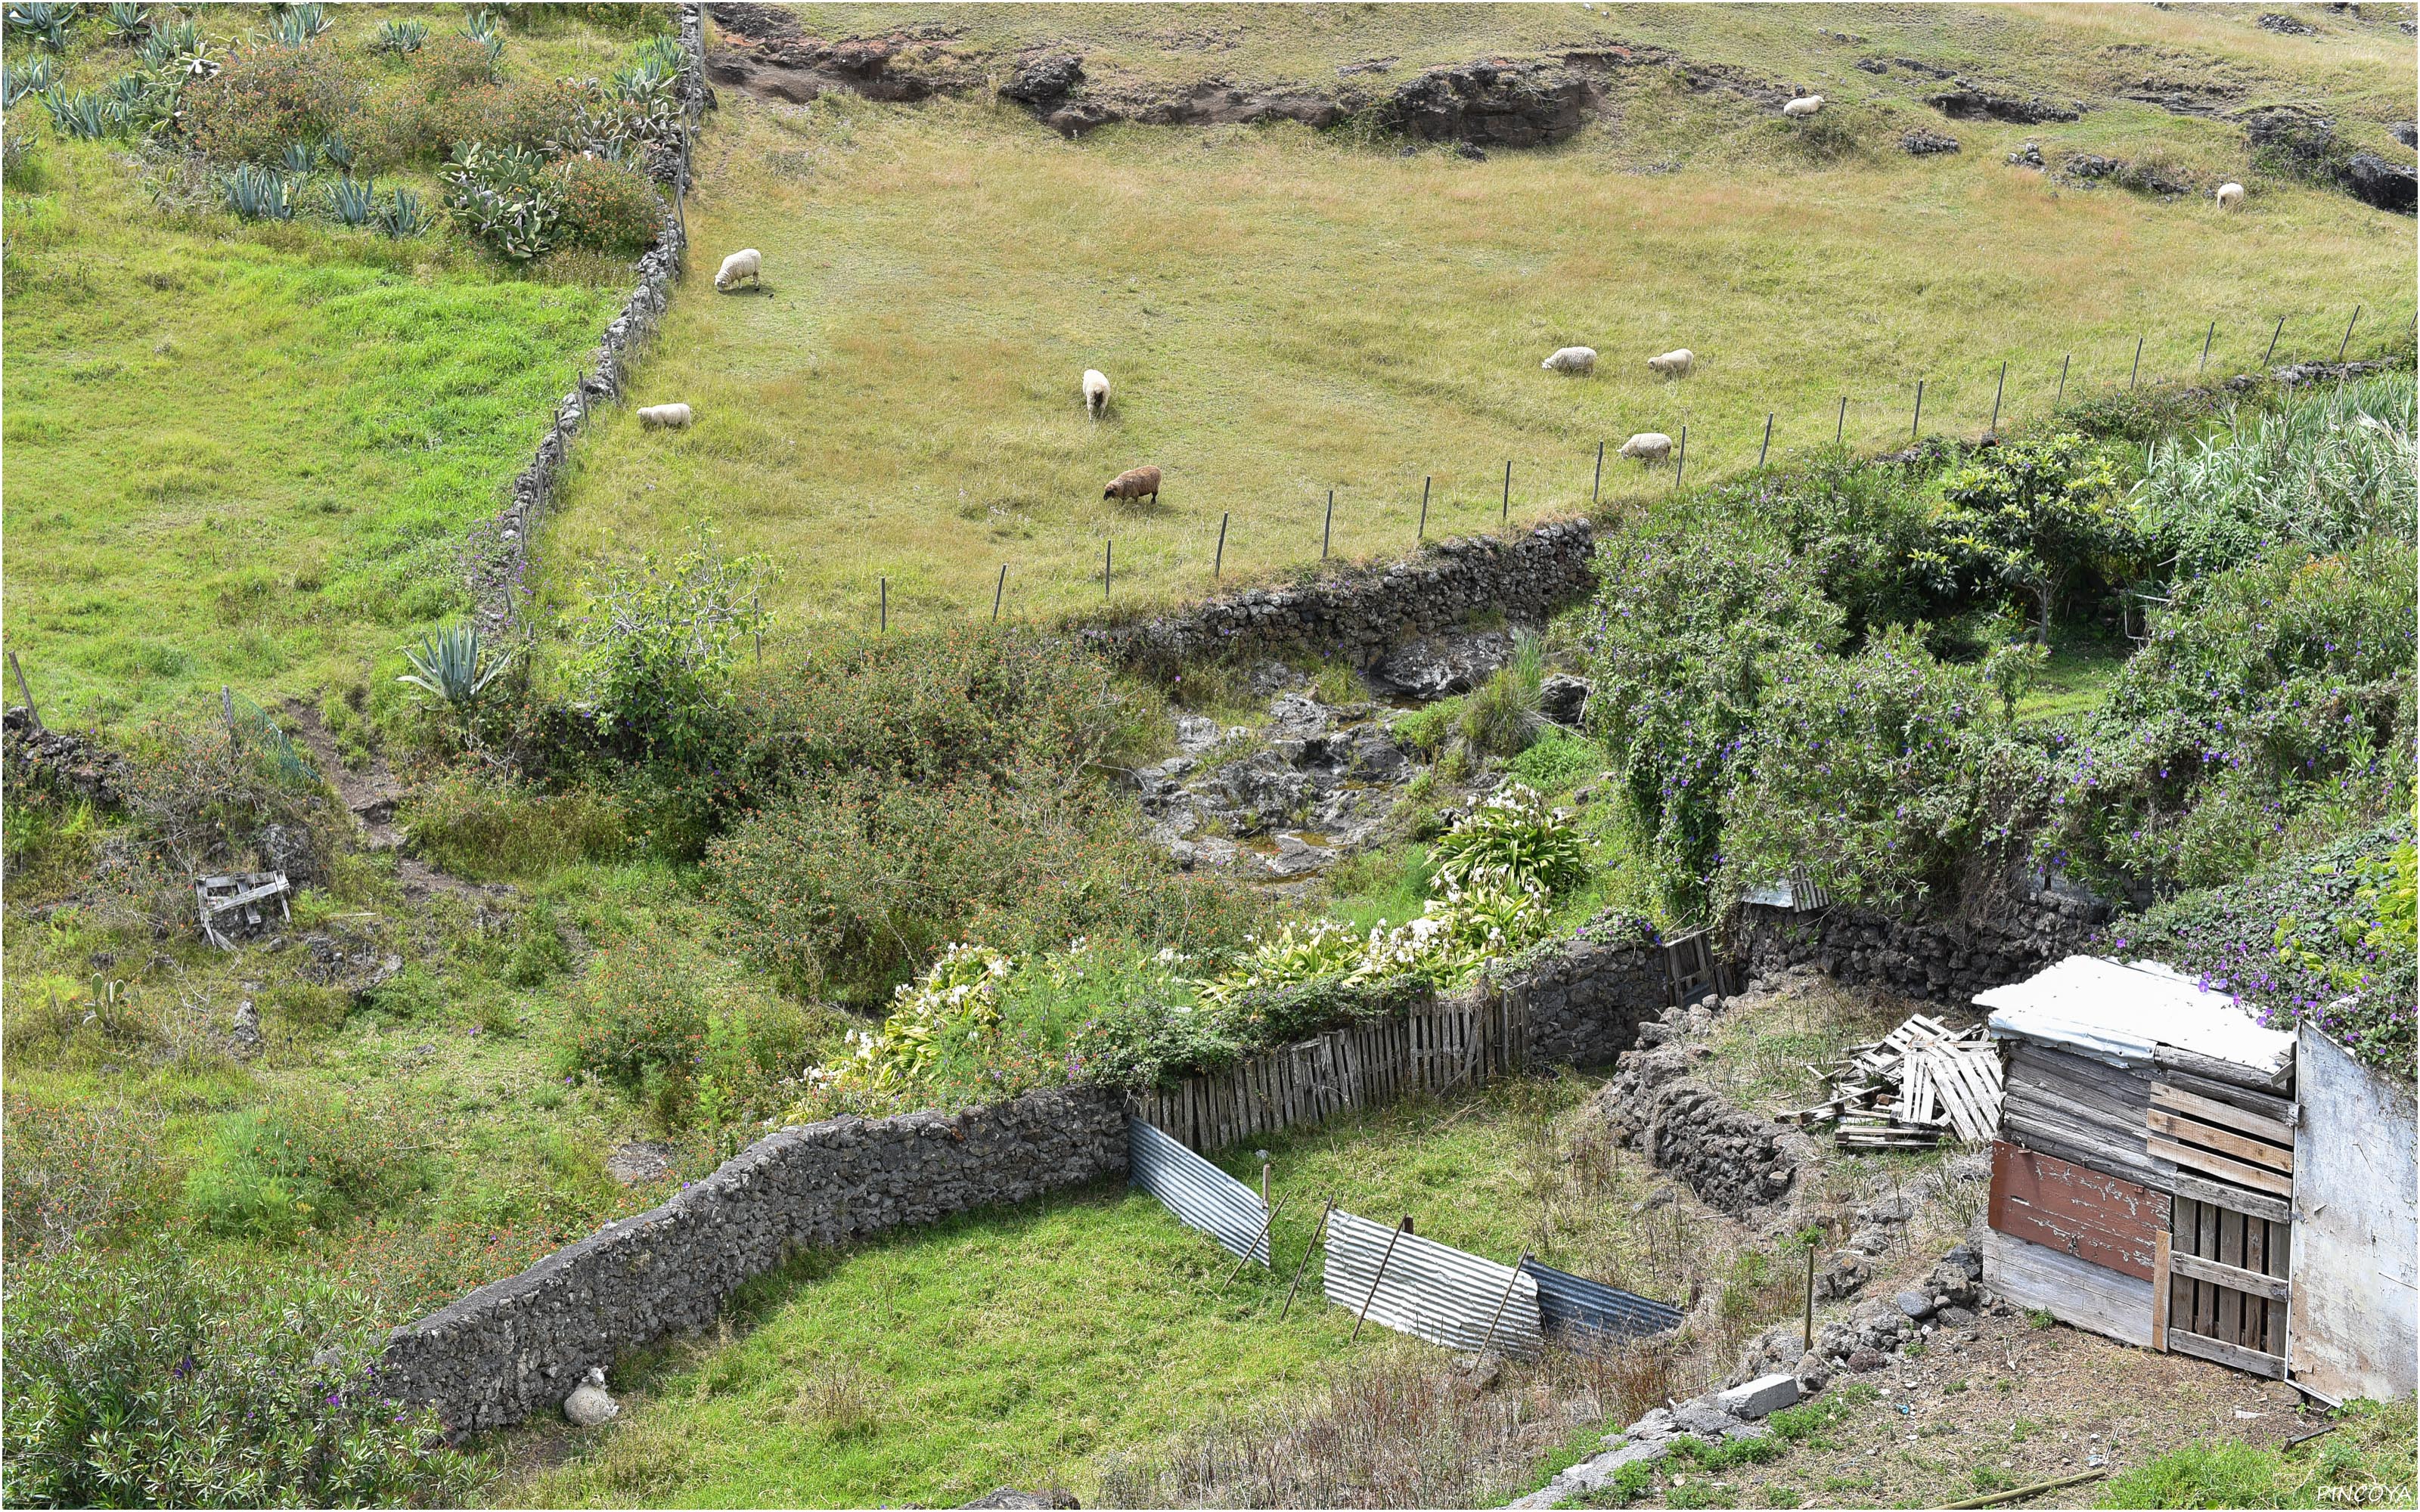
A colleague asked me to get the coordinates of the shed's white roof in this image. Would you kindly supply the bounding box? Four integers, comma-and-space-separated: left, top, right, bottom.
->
1974, 955, 2295, 1078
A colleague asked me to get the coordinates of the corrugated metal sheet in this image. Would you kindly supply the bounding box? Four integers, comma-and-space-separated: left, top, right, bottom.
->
1321, 1209, 1541, 1357
1128, 1117, 1270, 1266
1977, 956, 2293, 1078
1519, 1258, 1682, 1347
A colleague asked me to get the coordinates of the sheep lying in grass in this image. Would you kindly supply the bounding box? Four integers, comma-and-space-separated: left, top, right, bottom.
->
1541, 345, 1597, 374
715, 248, 762, 290
638, 402, 693, 429
1782, 94, 1824, 118
1646, 348, 1694, 378
1103, 464, 1161, 504
1618, 432, 1674, 463
1084, 368, 1110, 417
2216, 181, 2245, 209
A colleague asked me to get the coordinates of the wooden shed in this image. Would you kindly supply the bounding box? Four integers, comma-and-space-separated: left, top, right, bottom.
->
1976, 957, 2307, 1384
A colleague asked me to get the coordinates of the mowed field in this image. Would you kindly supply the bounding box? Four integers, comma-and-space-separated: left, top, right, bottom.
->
538, 2, 2417, 643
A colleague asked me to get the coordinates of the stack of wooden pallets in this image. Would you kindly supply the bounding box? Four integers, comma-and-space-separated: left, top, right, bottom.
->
1785, 1014, 2006, 1150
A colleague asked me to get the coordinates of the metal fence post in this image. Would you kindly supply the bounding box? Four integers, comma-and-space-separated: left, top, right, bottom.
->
2338, 304, 2363, 363
1835, 395, 1846, 446
2130, 334, 2143, 389
1912, 379, 1924, 440
1674, 425, 1686, 488
1351, 1218, 1412, 1343
1280, 1201, 1336, 1321
1418, 477, 1430, 541
2056, 352, 2071, 408
1592, 441, 1604, 502
1500, 460, 1510, 525
992, 565, 1006, 623
1214, 512, 1228, 579
1323, 489, 1333, 561
1757, 413, 1773, 469
2198, 320, 2217, 376
1103, 540, 1112, 599
8, 651, 40, 731
1475, 1250, 1534, 1359
2263, 314, 2285, 367
879, 577, 886, 634
1990, 361, 2007, 436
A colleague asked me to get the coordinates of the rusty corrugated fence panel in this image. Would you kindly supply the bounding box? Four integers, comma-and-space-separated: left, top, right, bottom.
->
1128, 1117, 1270, 1266
1519, 1258, 1682, 1349
1320, 1208, 1541, 1357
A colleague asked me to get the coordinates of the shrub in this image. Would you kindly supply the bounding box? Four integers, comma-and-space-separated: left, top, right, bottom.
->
2051, 537, 2415, 889
549, 148, 661, 253
1392, 696, 1463, 758
1717, 627, 2022, 909
181, 39, 365, 166
432, 76, 587, 155
562, 528, 771, 766
116, 712, 332, 878
506, 901, 576, 987
2115, 823, 2415, 1076
563, 936, 708, 1101
439, 140, 560, 260
1583, 512, 1845, 916
182, 1098, 430, 1243
1, 1096, 169, 1259
1195, 919, 1370, 1007
2132, 373, 2416, 582
1918, 431, 2139, 644
1, 1244, 478, 1508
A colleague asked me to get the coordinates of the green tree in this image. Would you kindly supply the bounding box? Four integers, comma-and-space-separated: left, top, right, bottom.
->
1917, 433, 2139, 645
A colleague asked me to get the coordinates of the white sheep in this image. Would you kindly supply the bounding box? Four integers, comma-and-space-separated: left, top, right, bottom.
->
714, 248, 762, 291
637, 402, 693, 429
2215, 181, 2245, 209
1541, 345, 1597, 374
1646, 348, 1694, 378
1083, 368, 1110, 418
1617, 432, 1674, 463
563, 1368, 619, 1428
1782, 94, 1824, 118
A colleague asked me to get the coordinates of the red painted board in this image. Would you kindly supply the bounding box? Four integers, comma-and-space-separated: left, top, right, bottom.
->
1988, 1140, 2170, 1281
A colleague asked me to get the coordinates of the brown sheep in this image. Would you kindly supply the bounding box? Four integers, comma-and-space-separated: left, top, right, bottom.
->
1103, 465, 1161, 505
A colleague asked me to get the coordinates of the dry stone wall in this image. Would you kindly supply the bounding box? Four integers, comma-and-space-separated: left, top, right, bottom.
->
376, 1086, 1125, 1434
1076, 519, 1599, 676
466, 3, 708, 637
1498, 909, 1674, 1069
1729, 875, 2112, 1006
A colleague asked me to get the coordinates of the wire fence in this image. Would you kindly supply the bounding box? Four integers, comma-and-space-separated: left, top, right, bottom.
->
839, 303, 2410, 634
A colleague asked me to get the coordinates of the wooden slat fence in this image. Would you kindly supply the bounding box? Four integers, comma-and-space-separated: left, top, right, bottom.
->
1130, 989, 1531, 1154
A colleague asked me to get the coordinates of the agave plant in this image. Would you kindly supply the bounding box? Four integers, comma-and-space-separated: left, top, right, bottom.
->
399, 623, 514, 706
5, 2, 77, 50
461, 8, 502, 65
318, 130, 352, 172
219, 163, 293, 220
41, 88, 116, 140
138, 12, 202, 69
104, 70, 147, 107
263, 1, 326, 46
100, 0, 143, 42
2, 55, 57, 107
374, 184, 428, 237
369, 16, 426, 53
276, 138, 314, 176
324, 172, 373, 225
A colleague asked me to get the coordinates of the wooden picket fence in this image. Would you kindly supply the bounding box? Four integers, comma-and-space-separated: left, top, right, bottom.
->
1130, 990, 1532, 1154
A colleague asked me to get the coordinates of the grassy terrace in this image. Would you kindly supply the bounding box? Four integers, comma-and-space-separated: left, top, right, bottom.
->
0, 6, 646, 733
511, 1077, 1692, 1508
539, 2, 2415, 643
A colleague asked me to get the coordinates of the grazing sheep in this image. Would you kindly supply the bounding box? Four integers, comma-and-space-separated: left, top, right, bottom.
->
1541, 345, 1598, 374
714, 248, 762, 291
1617, 432, 1674, 463
1103, 464, 1161, 504
637, 402, 693, 429
1646, 348, 1694, 378
2216, 181, 2245, 209
1782, 94, 1825, 118
1083, 368, 1110, 418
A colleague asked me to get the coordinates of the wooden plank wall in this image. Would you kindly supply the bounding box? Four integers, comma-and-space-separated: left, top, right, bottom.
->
1131, 991, 1531, 1154
1987, 1142, 2168, 1279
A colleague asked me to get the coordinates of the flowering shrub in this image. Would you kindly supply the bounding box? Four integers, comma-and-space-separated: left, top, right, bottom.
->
2, 1244, 478, 1507
2114, 823, 2415, 1076
179, 38, 365, 166
1193, 919, 1367, 1006
1357, 875, 1554, 990
563, 937, 707, 1101
1, 1096, 168, 1259
2047, 537, 2416, 890
550, 149, 661, 253
1428, 782, 1591, 896
181, 1098, 430, 1244
805, 943, 1015, 1108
